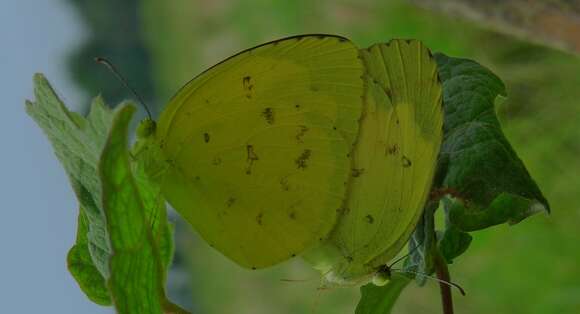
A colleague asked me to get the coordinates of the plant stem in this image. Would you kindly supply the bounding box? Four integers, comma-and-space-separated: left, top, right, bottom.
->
434, 252, 454, 314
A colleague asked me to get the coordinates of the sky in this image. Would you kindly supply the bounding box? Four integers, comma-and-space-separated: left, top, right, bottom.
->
1, 1, 110, 313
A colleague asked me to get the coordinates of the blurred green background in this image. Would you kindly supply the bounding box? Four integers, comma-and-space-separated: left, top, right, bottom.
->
7, 0, 579, 313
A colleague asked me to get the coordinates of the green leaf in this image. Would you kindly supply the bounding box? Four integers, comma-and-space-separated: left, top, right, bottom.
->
437, 198, 472, 264
26, 73, 114, 292
438, 225, 472, 264
99, 105, 164, 314
406, 54, 548, 286
406, 202, 437, 285
67, 209, 111, 305
26, 74, 176, 310
131, 145, 174, 274
355, 275, 411, 314
433, 54, 549, 232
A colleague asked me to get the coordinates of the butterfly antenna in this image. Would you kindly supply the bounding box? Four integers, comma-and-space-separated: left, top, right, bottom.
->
392, 269, 466, 296
279, 278, 314, 283
388, 243, 423, 268
94, 57, 153, 120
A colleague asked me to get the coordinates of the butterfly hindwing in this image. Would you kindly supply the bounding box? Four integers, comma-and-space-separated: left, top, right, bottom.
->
304, 39, 443, 284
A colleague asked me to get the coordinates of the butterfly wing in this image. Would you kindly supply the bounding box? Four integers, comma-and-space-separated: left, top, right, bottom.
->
307, 39, 443, 283
155, 35, 365, 269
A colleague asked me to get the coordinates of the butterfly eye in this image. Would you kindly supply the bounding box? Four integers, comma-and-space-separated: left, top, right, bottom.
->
136, 119, 156, 139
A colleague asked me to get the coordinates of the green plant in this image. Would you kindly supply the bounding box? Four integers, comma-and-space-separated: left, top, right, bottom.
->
27, 49, 547, 314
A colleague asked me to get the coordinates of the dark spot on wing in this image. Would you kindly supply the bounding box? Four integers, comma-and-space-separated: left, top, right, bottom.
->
296, 125, 308, 143
346, 256, 353, 262
212, 157, 222, 166
295, 103, 301, 110
402, 155, 412, 168
280, 177, 290, 191
243, 76, 254, 99
365, 214, 374, 224
203, 132, 210, 143
405, 39, 412, 44
289, 211, 296, 220
337, 206, 350, 214
226, 197, 236, 207
396, 119, 400, 125
256, 212, 263, 225
291, 253, 296, 257
246, 145, 259, 174
243, 76, 252, 89
295, 149, 312, 170
251, 267, 257, 270
351, 168, 364, 177
165, 159, 176, 167
262, 107, 274, 124
387, 144, 399, 155
333, 126, 337, 130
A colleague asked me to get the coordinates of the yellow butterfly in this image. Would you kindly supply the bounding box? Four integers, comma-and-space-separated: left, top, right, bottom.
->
136, 35, 365, 269
136, 36, 442, 283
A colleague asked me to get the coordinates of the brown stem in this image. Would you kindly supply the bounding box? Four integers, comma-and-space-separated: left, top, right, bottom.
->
434, 252, 454, 314
412, 0, 580, 55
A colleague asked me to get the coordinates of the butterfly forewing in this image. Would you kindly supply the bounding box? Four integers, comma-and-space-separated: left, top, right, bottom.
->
155, 35, 365, 269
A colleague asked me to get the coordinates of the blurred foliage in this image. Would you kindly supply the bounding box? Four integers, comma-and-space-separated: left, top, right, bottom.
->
65, 0, 580, 313
66, 0, 156, 112
26, 76, 179, 313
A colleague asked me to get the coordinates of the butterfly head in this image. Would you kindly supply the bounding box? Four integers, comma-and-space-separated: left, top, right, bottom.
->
136, 118, 157, 140
371, 264, 392, 286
